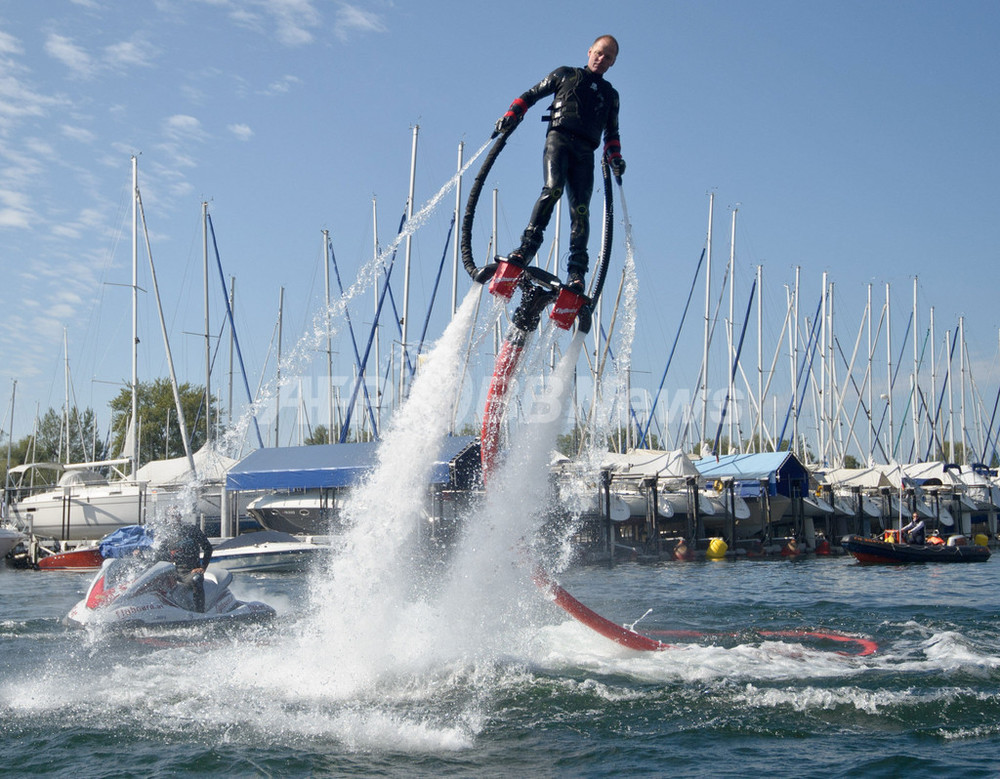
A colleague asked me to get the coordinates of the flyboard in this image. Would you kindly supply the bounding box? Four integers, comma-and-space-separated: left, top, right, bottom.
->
461, 129, 876, 658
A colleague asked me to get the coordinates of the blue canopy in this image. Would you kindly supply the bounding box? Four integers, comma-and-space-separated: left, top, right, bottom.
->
694, 451, 810, 498
225, 437, 479, 492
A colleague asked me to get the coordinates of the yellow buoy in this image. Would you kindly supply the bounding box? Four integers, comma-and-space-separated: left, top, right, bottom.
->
974, 533, 989, 547
706, 537, 728, 560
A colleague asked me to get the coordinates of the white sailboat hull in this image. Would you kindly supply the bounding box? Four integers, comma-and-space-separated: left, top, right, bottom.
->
10, 483, 146, 541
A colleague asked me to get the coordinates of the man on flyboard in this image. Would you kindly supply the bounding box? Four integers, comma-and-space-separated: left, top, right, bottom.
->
494, 34, 625, 294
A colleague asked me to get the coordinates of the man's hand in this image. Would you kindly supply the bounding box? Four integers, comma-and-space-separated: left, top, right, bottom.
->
494, 113, 520, 135
494, 98, 527, 136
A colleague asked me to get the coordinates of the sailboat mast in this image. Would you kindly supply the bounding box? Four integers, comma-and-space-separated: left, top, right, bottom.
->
820, 271, 828, 465
885, 283, 893, 461
3, 380, 14, 509
323, 230, 334, 443
727, 206, 736, 453
452, 141, 464, 316
867, 283, 873, 463
275, 287, 284, 447
929, 306, 936, 456
227, 277, 235, 428
203, 202, 212, 443
792, 266, 800, 456
911, 276, 919, 459
372, 197, 381, 430
130, 155, 139, 478
756, 264, 763, 453
700, 192, 714, 454
959, 315, 967, 465
63, 329, 70, 464
946, 328, 954, 461
400, 124, 418, 400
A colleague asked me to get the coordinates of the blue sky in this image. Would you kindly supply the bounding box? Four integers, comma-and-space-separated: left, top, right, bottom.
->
1, 0, 999, 462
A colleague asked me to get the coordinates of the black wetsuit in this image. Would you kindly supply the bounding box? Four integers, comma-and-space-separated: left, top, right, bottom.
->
506, 66, 621, 277
156, 522, 213, 612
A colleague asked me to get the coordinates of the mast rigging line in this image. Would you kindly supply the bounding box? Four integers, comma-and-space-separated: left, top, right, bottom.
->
924, 326, 960, 462
327, 235, 380, 442
777, 294, 823, 453
339, 209, 407, 443
414, 214, 457, 365
637, 247, 706, 449
206, 214, 265, 450
712, 276, 758, 457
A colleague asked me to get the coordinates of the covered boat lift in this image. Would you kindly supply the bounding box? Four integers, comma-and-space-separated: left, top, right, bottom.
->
222, 436, 480, 538
694, 451, 819, 548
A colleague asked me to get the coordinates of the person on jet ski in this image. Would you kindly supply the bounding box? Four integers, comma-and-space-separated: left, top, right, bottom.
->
154, 508, 214, 612
494, 34, 624, 294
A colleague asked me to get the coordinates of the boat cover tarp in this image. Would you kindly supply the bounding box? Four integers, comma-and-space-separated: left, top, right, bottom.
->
99, 525, 154, 558
136, 444, 238, 486
822, 466, 894, 489
600, 449, 701, 479
225, 436, 477, 491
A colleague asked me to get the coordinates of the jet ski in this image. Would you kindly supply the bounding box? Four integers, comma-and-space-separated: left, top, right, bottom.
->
64, 556, 276, 629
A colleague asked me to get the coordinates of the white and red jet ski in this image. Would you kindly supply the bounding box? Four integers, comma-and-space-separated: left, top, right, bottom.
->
65, 557, 275, 629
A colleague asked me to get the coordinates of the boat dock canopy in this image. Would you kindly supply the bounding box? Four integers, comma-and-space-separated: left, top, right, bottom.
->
225, 436, 479, 492
693, 451, 809, 497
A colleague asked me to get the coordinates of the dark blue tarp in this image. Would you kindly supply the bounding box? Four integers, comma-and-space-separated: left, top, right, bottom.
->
225, 437, 478, 492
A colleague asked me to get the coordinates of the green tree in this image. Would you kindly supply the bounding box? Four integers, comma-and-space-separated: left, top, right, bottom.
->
1, 406, 103, 485
304, 424, 331, 445
25, 407, 103, 464
108, 379, 217, 466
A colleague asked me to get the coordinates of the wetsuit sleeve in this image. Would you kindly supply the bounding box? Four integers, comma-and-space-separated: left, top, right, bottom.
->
506, 67, 568, 119
602, 86, 623, 167
200, 532, 213, 569
497, 67, 566, 135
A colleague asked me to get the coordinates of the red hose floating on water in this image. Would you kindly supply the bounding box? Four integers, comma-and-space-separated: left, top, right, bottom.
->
467, 132, 877, 658
532, 568, 667, 652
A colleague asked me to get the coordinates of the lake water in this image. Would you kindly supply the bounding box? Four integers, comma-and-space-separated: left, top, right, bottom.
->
2, 553, 998, 778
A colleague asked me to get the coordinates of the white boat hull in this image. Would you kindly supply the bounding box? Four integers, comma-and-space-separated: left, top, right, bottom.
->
0, 527, 24, 558
210, 531, 332, 573
11, 485, 146, 541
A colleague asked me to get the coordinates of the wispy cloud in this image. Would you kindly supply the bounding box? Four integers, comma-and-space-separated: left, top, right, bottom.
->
222, 0, 323, 47
164, 114, 207, 142
267, 0, 322, 46
228, 123, 254, 141
45, 34, 96, 79
104, 36, 158, 70
0, 73, 65, 131
61, 124, 97, 144
51, 207, 106, 240
0, 188, 34, 229
261, 74, 301, 96
0, 29, 23, 56
45, 32, 158, 79
334, 2, 387, 42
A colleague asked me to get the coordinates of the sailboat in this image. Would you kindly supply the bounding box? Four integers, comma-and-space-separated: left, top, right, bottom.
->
7, 158, 218, 546
7, 158, 150, 543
